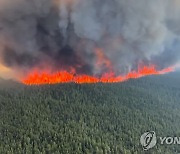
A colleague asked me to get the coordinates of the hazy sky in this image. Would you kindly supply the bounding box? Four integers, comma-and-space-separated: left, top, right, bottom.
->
0, 63, 14, 79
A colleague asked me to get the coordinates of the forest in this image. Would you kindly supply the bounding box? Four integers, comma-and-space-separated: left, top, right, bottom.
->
0, 72, 180, 154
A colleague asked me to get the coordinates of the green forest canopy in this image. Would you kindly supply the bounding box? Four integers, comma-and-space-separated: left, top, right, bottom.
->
0, 72, 180, 153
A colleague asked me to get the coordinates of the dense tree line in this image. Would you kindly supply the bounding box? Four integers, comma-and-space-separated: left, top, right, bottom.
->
0, 73, 180, 153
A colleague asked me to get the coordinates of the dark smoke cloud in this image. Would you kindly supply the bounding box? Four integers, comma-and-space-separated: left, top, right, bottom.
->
0, 0, 180, 76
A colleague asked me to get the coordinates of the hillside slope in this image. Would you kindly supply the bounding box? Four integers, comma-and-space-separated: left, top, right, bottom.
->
0, 73, 180, 153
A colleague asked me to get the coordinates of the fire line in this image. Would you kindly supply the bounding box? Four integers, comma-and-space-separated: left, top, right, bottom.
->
22, 65, 174, 85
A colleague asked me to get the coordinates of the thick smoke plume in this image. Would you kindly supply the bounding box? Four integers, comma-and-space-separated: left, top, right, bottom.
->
0, 0, 180, 77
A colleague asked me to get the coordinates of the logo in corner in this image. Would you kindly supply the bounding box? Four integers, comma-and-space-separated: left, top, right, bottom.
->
140, 131, 157, 150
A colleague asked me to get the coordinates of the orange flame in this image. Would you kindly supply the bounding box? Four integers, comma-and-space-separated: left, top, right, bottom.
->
95, 48, 113, 70
22, 65, 175, 85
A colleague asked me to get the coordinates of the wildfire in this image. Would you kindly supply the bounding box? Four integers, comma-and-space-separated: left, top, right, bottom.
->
22, 65, 175, 85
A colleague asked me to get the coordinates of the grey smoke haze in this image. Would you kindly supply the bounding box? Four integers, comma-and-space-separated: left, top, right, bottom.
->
0, 0, 180, 76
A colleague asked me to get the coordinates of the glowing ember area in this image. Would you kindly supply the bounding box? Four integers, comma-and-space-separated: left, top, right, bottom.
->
22, 65, 174, 85
95, 48, 113, 70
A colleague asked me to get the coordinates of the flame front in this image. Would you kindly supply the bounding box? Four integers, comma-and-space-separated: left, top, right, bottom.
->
22, 65, 174, 85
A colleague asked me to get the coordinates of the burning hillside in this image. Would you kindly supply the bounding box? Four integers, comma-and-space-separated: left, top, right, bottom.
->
22, 65, 174, 85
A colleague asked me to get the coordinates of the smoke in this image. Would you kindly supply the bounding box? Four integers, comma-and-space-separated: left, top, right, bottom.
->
0, 0, 180, 77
